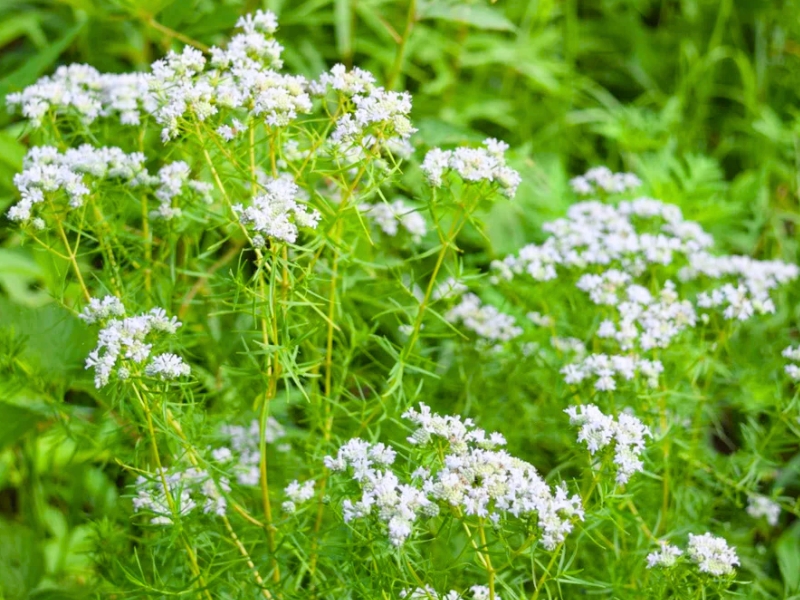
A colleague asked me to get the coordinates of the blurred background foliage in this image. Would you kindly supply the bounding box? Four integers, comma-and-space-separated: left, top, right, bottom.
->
1, 0, 800, 596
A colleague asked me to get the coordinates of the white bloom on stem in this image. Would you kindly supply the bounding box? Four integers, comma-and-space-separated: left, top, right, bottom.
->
421, 138, 521, 198
746, 495, 780, 526
565, 404, 650, 484
687, 533, 739, 576
646, 542, 682, 569
234, 176, 320, 244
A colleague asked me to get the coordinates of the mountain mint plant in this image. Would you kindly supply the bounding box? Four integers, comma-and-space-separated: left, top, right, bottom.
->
4, 9, 799, 600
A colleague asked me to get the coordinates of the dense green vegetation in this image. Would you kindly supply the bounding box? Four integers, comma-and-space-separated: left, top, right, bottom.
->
1, 1, 799, 598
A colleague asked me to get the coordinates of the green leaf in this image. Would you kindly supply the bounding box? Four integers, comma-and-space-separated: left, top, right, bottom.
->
0, 131, 26, 171
0, 401, 43, 449
0, 299, 94, 381
0, 21, 85, 105
419, 2, 516, 31
777, 523, 800, 594
0, 521, 45, 600
334, 0, 352, 58
0, 13, 46, 49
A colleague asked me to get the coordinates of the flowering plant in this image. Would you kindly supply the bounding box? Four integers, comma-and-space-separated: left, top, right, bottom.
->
2, 9, 798, 600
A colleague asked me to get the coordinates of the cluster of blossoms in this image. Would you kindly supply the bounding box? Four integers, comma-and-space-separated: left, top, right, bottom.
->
212, 418, 288, 486
282, 479, 316, 514
569, 166, 641, 195
6, 64, 149, 127
7, 11, 307, 142
565, 405, 650, 484
491, 190, 797, 390
647, 534, 739, 577
400, 586, 497, 600
80, 296, 189, 388
324, 438, 435, 546
592, 280, 696, 351
445, 293, 523, 347
561, 354, 663, 391
421, 138, 521, 198
133, 467, 229, 525
8, 145, 209, 225
746, 495, 781, 526
325, 404, 583, 549
7, 10, 416, 158
233, 176, 320, 245
359, 199, 427, 241
782, 345, 800, 381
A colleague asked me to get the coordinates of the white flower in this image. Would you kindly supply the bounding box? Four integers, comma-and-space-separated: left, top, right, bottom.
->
747, 495, 780, 526
145, 353, 191, 380
421, 139, 521, 198
234, 176, 320, 244
570, 167, 641, 195
359, 199, 427, 241
133, 467, 229, 524
328, 404, 582, 550
82, 299, 187, 388
445, 294, 522, 345
565, 405, 650, 484
646, 542, 682, 568
218, 418, 287, 487
687, 533, 739, 576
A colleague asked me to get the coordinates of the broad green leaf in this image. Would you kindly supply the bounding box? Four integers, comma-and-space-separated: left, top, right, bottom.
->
0, 402, 43, 449
777, 523, 800, 594
0, 13, 46, 49
0, 299, 93, 381
0, 131, 25, 171
419, 2, 516, 31
0, 521, 45, 599
0, 21, 85, 104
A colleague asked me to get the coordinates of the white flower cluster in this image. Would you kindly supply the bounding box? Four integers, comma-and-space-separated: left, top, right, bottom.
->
782, 345, 800, 381
421, 138, 521, 198
359, 199, 427, 241
647, 533, 739, 576
687, 533, 740, 576
8, 145, 206, 225
7, 11, 312, 143
746, 495, 781, 526
594, 281, 696, 351
7, 64, 148, 127
569, 167, 641, 195
561, 354, 663, 391
403, 403, 584, 550
326, 405, 582, 549
133, 467, 229, 525
214, 418, 288, 487
400, 586, 497, 600
81, 297, 189, 388
324, 438, 435, 546
445, 293, 523, 346
233, 176, 320, 245
310, 63, 376, 96
646, 542, 683, 569
328, 86, 414, 150
527, 311, 554, 327
282, 479, 316, 514
432, 277, 468, 302
565, 404, 650, 484
492, 195, 797, 389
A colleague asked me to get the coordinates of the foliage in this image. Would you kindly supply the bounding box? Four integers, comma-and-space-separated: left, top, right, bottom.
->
1, 1, 799, 599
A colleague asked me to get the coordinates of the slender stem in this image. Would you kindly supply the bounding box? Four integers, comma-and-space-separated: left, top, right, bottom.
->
51, 205, 90, 302
387, 0, 418, 89
221, 514, 273, 599
146, 17, 210, 52
530, 543, 563, 600
477, 519, 496, 599
130, 385, 213, 600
